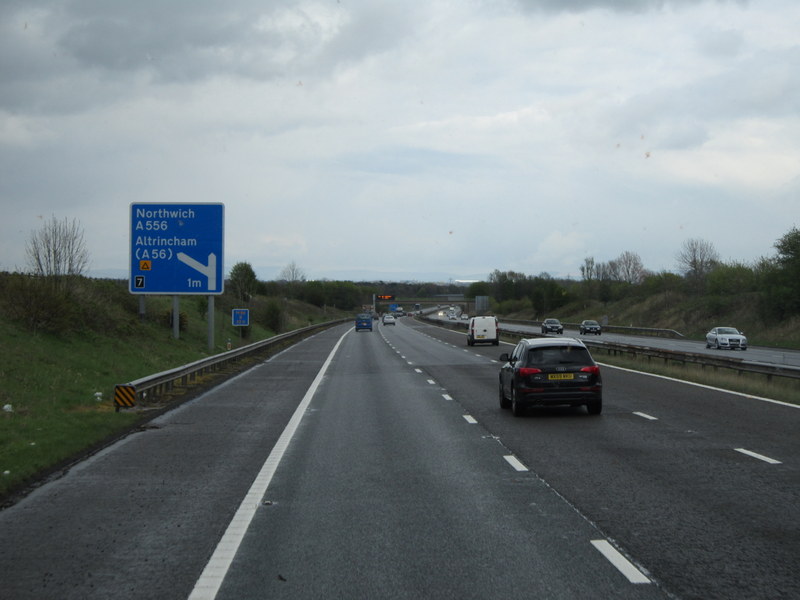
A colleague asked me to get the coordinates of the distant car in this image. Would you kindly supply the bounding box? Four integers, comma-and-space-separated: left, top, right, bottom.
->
579, 320, 602, 335
541, 318, 563, 334
706, 327, 747, 350
499, 337, 602, 416
448, 313, 458, 320
461, 314, 469, 320
355, 313, 372, 332
382, 314, 396, 326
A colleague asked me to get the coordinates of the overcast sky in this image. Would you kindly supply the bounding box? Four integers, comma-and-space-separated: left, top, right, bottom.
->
1, 0, 798, 283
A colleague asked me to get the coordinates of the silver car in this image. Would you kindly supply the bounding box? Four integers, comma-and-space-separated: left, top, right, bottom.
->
706, 327, 747, 350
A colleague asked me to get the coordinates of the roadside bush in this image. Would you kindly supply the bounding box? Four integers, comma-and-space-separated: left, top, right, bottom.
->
261, 298, 284, 333
0, 272, 75, 334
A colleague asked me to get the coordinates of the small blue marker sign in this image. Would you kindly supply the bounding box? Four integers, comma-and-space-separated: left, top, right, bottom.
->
232, 309, 250, 327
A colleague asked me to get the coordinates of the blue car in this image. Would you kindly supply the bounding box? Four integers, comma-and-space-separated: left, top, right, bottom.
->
355, 313, 373, 332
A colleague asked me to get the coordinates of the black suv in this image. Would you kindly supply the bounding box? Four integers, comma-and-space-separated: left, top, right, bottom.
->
541, 318, 563, 334
499, 338, 602, 416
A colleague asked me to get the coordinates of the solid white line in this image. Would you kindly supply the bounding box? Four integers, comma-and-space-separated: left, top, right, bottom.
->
463, 415, 478, 424
188, 329, 350, 600
633, 411, 658, 421
504, 455, 528, 472
735, 448, 782, 464
591, 540, 651, 584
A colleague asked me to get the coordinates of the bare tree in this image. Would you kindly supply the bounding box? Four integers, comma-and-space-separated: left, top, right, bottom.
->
676, 238, 719, 282
596, 259, 620, 281
279, 260, 306, 283
616, 250, 645, 284
26, 216, 89, 289
580, 257, 596, 281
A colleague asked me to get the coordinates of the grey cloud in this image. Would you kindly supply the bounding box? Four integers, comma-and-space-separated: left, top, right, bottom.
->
601, 44, 800, 151
697, 28, 746, 58
56, 1, 415, 81
337, 145, 495, 176
511, 0, 747, 13
0, 0, 417, 120
0, 1, 344, 113
685, 47, 800, 120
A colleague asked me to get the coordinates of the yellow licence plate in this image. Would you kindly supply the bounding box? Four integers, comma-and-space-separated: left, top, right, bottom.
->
548, 373, 574, 381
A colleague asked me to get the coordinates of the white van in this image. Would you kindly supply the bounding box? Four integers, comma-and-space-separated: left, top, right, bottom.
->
467, 316, 499, 346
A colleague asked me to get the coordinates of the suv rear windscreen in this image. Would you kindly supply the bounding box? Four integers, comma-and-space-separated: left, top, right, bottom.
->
526, 345, 593, 367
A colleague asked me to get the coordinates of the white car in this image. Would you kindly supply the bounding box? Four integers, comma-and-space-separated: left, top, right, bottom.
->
706, 327, 747, 350
382, 314, 396, 326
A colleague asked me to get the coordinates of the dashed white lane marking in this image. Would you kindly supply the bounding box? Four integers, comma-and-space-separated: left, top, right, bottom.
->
591, 540, 651, 584
427, 379, 436, 385
463, 415, 478, 424
504, 455, 528, 472
735, 448, 782, 464
633, 411, 658, 421
414, 368, 423, 373
442, 394, 453, 401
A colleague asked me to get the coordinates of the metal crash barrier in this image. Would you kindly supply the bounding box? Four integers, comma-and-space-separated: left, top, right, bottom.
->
114, 318, 350, 411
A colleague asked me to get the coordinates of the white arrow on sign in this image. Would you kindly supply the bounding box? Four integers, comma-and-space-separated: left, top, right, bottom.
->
177, 252, 217, 291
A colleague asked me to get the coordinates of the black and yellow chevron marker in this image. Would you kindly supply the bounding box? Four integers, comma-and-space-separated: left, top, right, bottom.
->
114, 384, 137, 411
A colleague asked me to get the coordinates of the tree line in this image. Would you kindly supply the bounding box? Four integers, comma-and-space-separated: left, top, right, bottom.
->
4, 216, 798, 335
465, 228, 800, 322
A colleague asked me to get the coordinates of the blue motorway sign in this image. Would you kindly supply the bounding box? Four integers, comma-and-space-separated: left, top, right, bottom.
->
232, 309, 249, 326
129, 203, 224, 294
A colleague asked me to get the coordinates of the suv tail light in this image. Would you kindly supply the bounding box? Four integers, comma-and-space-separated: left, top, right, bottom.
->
519, 367, 542, 376
580, 366, 600, 375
